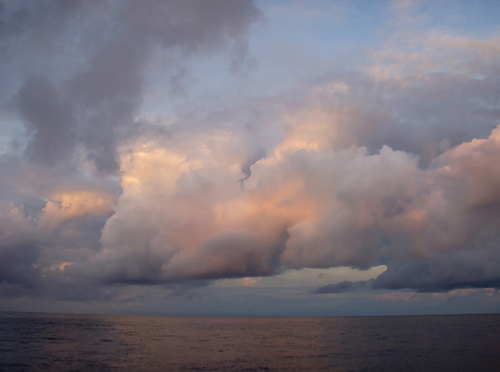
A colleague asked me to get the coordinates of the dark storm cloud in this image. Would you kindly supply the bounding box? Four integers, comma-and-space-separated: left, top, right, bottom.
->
314, 280, 372, 294
17, 76, 76, 165
372, 256, 500, 292
316, 253, 500, 294
3, 0, 262, 172
0, 242, 43, 296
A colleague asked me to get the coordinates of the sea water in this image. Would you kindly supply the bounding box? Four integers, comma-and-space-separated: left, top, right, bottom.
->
0, 312, 499, 371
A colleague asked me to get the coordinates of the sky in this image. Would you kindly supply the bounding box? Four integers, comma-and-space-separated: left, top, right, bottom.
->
1, 0, 500, 316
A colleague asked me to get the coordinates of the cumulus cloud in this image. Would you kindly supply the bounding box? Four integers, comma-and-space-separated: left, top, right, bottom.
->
87, 112, 500, 291
1, 0, 500, 308
315, 126, 500, 293
0, 0, 262, 298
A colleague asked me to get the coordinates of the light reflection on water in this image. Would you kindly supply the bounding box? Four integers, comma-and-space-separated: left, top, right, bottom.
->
0, 312, 499, 371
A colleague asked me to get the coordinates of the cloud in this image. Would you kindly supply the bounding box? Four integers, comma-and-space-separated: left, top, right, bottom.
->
0, 201, 45, 297
0, 0, 262, 299
315, 124, 500, 293
4, 0, 262, 172
86, 108, 500, 291
79, 24, 500, 289
314, 280, 373, 294
1, 0, 500, 309
38, 190, 115, 230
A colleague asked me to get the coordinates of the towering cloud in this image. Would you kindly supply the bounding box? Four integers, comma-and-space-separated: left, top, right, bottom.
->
88, 116, 500, 292
0, 0, 262, 297
3, 0, 261, 172
1, 0, 499, 312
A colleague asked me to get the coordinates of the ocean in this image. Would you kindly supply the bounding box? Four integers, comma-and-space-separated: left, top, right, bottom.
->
0, 312, 499, 371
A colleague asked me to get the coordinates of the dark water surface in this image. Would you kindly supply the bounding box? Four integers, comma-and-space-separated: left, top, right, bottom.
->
0, 312, 499, 371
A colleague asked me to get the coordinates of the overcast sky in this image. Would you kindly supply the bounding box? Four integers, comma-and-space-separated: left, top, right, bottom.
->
1, 0, 500, 316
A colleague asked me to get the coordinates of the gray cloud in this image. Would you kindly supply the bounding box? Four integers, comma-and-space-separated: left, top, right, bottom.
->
316, 251, 500, 294
0, 242, 43, 297
372, 254, 500, 292
314, 280, 372, 294
1, 1, 500, 308
5, 0, 262, 172
0, 0, 263, 301
17, 76, 76, 165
